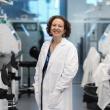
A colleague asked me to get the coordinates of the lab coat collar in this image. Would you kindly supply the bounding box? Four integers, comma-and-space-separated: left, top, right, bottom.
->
50, 38, 67, 47
46, 38, 67, 72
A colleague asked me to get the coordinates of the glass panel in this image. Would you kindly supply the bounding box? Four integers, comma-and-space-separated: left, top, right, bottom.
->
40, 23, 52, 41
28, 0, 60, 22
12, 23, 37, 31
86, 0, 103, 5
28, 1, 38, 14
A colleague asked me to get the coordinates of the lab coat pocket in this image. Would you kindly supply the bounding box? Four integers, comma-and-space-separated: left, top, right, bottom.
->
48, 90, 63, 109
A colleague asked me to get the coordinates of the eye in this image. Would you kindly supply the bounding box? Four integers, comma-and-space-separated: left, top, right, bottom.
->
59, 25, 63, 28
52, 24, 56, 27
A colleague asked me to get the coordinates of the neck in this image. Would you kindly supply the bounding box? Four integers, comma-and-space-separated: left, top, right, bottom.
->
50, 37, 62, 53
52, 37, 62, 44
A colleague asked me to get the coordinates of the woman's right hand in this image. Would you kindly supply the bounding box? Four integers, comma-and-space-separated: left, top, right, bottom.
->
48, 90, 62, 109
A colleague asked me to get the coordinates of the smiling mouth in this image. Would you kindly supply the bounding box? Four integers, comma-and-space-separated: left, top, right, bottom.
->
52, 29, 61, 33
53, 31, 60, 35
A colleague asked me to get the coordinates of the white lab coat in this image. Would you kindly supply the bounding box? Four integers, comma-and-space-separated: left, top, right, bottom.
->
93, 55, 110, 110
98, 31, 110, 56
33, 38, 78, 110
81, 47, 100, 87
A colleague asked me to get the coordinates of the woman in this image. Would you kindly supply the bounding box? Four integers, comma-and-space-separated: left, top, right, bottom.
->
33, 15, 79, 110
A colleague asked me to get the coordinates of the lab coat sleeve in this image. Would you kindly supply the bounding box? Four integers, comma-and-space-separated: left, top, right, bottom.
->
55, 46, 79, 92
33, 63, 39, 93
33, 59, 40, 106
33, 47, 43, 92
33, 43, 45, 107
33, 42, 46, 91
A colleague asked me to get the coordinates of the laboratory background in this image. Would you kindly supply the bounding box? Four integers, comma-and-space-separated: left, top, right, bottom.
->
0, 0, 110, 110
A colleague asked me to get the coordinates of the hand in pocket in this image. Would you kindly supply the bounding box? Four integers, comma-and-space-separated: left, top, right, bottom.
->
48, 90, 61, 109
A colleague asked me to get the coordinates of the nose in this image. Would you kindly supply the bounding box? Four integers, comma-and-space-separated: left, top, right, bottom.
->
54, 25, 58, 29
54, 25, 60, 30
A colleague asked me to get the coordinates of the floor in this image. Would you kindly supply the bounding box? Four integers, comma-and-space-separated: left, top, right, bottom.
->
16, 66, 89, 110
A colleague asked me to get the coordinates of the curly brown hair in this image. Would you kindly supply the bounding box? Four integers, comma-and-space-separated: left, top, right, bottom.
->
46, 15, 71, 38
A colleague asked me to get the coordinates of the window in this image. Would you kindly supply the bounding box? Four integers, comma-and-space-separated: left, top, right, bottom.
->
28, 1, 38, 14
28, 0, 60, 22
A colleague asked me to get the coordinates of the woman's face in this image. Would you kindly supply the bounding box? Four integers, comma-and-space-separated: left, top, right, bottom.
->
50, 18, 65, 38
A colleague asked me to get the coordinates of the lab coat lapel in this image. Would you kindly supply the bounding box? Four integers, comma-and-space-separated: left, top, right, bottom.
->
47, 38, 66, 71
